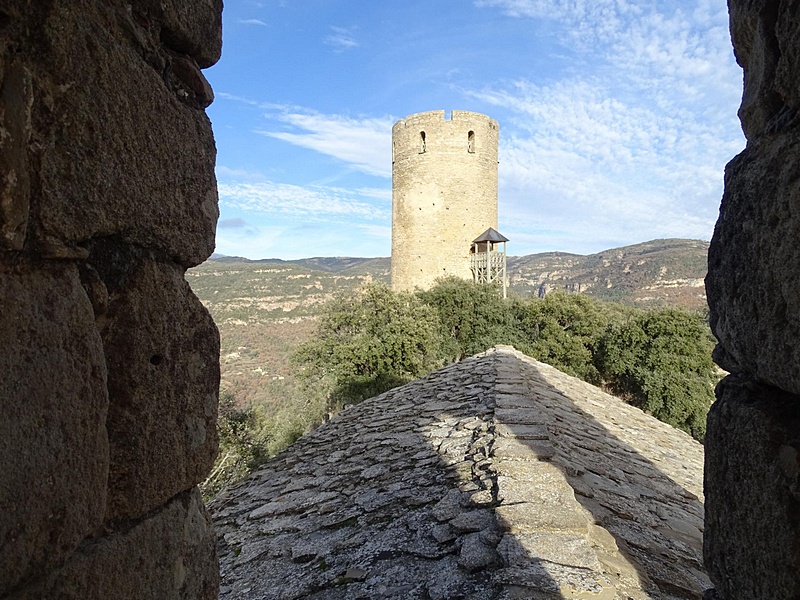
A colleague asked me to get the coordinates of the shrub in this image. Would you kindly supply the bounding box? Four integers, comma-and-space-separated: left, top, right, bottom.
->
417, 276, 520, 361
512, 291, 617, 384
292, 283, 444, 407
596, 307, 717, 440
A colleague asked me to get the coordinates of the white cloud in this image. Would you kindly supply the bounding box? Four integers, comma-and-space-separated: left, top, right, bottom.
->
476, 0, 740, 113
218, 217, 249, 229
483, 76, 738, 248
217, 181, 388, 221
323, 185, 391, 202
468, 0, 744, 253
356, 223, 392, 243
215, 220, 390, 260
325, 26, 359, 52
257, 109, 394, 177
238, 18, 268, 26
216, 165, 268, 180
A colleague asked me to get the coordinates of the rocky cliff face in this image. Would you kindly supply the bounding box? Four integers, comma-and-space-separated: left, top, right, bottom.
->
509, 239, 709, 308
0, 2, 222, 598
704, 1, 800, 598
212, 347, 707, 599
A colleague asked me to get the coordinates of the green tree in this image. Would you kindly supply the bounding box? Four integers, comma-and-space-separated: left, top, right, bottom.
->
292, 283, 444, 407
512, 291, 617, 384
596, 307, 717, 440
417, 276, 519, 361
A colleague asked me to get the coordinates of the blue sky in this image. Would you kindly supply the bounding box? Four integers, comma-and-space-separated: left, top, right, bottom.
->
207, 0, 745, 260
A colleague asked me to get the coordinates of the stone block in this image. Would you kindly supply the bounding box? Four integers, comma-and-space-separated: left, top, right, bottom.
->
94, 252, 219, 521
10, 488, 219, 600
728, 0, 800, 139
495, 503, 589, 535
0, 57, 32, 250
728, 0, 785, 140
161, 0, 223, 68
127, 0, 223, 68
497, 532, 601, 570
775, 2, 800, 115
704, 374, 800, 599
707, 127, 800, 395
0, 261, 108, 595
28, 1, 218, 266
492, 437, 555, 460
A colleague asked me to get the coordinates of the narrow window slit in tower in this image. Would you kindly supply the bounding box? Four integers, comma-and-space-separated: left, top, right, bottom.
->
468, 130, 475, 153
420, 131, 426, 153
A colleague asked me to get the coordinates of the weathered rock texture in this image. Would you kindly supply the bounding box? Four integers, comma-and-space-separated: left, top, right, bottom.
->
0, 1, 222, 598
212, 347, 707, 599
705, 1, 800, 597
704, 376, 800, 600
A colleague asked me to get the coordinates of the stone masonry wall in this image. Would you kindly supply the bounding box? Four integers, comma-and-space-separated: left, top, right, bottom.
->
391, 110, 499, 292
0, 2, 222, 598
705, 1, 800, 598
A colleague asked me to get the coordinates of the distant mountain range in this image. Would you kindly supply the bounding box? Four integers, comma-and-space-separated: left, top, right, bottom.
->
203, 238, 709, 312
508, 238, 709, 308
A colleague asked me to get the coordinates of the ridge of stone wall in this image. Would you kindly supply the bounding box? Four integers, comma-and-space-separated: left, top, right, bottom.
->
212, 347, 707, 599
0, 2, 222, 598
704, 2, 800, 598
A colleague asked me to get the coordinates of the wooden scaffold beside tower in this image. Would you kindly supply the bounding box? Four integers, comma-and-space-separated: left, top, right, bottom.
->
470, 227, 509, 298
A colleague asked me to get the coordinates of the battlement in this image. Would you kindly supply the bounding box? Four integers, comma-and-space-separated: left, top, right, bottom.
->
393, 110, 499, 129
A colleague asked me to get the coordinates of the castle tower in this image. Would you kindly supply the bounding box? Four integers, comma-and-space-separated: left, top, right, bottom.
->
391, 110, 499, 291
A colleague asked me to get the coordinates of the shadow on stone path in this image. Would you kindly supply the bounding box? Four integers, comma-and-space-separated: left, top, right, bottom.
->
490, 347, 707, 599
210, 346, 707, 599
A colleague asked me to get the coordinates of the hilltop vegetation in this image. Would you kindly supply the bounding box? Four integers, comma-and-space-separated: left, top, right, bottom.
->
187, 238, 708, 411
294, 279, 715, 437
200, 281, 716, 496
197, 237, 708, 310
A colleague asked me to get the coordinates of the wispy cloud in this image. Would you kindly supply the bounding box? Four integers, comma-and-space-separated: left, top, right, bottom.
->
215, 220, 390, 260
325, 26, 359, 52
479, 75, 740, 248
217, 180, 388, 221
472, 0, 744, 251
475, 0, 740, 112
216, 165, 269, 180
216, 93, 288, 111
218, 217, 249, 229
257, 109, 394, 177
238, 18, 268, 26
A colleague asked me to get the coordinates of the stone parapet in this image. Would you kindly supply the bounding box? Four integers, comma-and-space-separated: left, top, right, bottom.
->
704, 375, 800, 600
705, 2, 800, 596
0, 1, 221, 597
6, 489, 218, 600
707, 127, 800, 396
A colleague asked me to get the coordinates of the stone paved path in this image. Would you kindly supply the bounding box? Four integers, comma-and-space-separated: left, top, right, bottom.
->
211, 346, 707, 599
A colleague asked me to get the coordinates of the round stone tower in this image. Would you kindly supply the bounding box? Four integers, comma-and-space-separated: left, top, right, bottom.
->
391, 110, 499, 292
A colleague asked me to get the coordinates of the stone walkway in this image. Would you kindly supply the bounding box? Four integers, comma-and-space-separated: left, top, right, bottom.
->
210, 346, 707, 599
